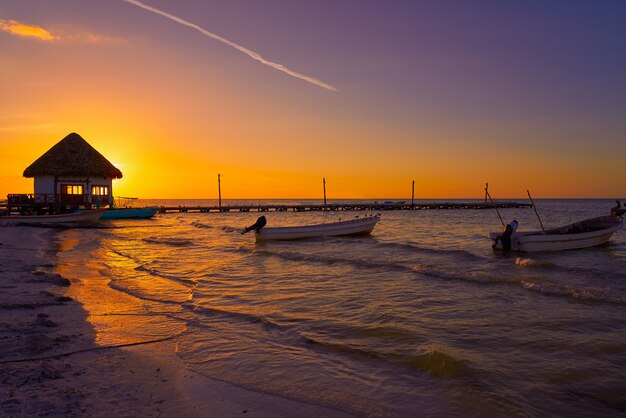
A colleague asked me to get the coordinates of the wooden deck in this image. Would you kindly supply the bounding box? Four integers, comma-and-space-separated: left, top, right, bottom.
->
158, 201, 532, 213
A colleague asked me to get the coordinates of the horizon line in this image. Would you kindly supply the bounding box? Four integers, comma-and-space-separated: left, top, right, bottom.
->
134, 197, 623, 200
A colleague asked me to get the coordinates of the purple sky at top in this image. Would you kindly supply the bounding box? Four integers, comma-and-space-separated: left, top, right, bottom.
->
133, 0, 626, 141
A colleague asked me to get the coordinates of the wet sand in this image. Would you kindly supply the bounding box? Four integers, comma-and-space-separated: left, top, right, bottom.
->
0, 227, 352, 417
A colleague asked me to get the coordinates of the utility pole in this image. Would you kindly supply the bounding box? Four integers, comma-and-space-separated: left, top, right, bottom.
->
323, 177, 327, 207
411, 180, 415, 207
218, 173, 222, 210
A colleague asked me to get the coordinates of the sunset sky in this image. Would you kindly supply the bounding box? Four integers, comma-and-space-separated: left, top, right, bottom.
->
1, 0, 625, 199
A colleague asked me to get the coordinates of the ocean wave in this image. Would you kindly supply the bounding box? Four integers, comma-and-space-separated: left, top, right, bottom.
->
520, 280, 626, 305
304, 335, 471, 378
404, 346, 472, 378
514, 257, 557, 269
240, 246, 626, 302
221, 226, 240, 233
142, 237, 195, 247
191, 221, 213, 229
134, 265, 197, 286
241, 246, 510, 285
410, 264, 516, 285
347, 324, 418, 341
109, 248, 143, 264
184, 303, 288, 332
107, 278, 193, 305
248, 248, 411, 273
187, 299, 473, 379
374, 241, 485, 261
515, 257, 626, 281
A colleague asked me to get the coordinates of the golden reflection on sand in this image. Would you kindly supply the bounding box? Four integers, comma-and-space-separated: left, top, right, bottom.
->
55, 231, 187, 347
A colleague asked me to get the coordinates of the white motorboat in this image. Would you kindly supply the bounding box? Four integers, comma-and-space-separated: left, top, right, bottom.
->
490, 215, 622, 252
252, 215, 381, 242
0, 209, 106, 227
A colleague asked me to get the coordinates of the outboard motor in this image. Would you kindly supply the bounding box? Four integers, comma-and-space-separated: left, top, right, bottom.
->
496, 220, 518, 251
241, 216, 267, 234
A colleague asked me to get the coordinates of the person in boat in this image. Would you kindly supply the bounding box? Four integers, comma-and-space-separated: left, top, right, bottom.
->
610, 200, 621, 216
494, 220, 518, 251
242, 216, 267, 234
610, 200, 626, 217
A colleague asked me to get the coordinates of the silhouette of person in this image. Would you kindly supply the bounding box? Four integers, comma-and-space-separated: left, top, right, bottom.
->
612, 201, 626, 217
610, 200, 622, 216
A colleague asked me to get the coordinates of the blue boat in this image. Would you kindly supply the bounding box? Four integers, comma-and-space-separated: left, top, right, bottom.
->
99, 207, 159, 219
78, 207, 158, 219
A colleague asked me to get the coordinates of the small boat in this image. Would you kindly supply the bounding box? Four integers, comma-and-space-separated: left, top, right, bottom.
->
0, 209, 106, 227
251, 215, 381, 241
490, 216, 623, 252
100, 207, 158, 219
79, 207, 159, 219
383, 201, 406, 205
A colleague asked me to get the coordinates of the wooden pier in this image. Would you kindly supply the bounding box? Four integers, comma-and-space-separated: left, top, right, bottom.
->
158, 201, 532, 214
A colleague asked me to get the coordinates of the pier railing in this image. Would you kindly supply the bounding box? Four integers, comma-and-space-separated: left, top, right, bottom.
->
7, 193, 89, 206
4, 193, 114, 215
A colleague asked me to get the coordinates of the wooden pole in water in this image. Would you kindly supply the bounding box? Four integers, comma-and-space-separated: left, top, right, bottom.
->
218, 173, 222, 210
323, 177, 327, 207
411, 180, 415, 207
484, 186, 505, 227
527, 190, 545, 233
485, 182, 488, 205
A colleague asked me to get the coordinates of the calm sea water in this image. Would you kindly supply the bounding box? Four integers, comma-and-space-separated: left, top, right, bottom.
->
54, 199, 625, 417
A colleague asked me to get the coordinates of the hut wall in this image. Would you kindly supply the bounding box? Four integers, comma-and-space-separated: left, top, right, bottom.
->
33, 175, 55, 195
33, 176, 114, 207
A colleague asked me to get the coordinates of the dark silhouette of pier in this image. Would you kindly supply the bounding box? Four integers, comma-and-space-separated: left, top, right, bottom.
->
158, 201, 532, 213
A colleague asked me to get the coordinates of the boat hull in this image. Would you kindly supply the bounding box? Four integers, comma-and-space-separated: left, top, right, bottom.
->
490, 216, 622, 252
99, 207, 158, 219
0, 209, 106, 227
256, 216, 380, 241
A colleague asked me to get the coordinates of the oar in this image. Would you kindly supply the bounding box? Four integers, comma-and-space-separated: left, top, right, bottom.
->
527, 190, 545, 233
484, 185, 505, 227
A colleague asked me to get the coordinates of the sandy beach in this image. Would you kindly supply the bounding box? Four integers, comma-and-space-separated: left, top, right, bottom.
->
0, 226, 352, 418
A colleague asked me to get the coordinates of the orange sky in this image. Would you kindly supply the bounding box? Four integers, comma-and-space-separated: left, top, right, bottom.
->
1, 1, 625, 199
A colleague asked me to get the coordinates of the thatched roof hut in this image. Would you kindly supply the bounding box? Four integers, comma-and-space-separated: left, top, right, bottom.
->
23, 132, 123, 179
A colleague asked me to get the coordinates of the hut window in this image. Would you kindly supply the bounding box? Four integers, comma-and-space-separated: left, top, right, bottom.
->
91, 186, 109, 196
61, 184, 83, 195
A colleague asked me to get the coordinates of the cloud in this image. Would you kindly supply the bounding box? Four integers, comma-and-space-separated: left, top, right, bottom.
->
71, 33, 122, 44
0, 123, 64, 132
57, 27, 126, 44
124, 0, 337, 92
0, 18, 124, 44
0, 18, 56, 41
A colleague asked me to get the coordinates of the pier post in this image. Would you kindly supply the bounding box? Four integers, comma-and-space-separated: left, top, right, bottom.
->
323, 177, 327, 207
411, 180, 415, 207
218, 173, 222, 210
484, 182, 488, 205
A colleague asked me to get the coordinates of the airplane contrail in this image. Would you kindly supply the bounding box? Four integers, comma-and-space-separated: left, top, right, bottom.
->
124, 0, 337, 92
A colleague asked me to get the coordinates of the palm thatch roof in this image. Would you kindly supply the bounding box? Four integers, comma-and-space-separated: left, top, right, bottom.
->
23, 133, 123, 179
